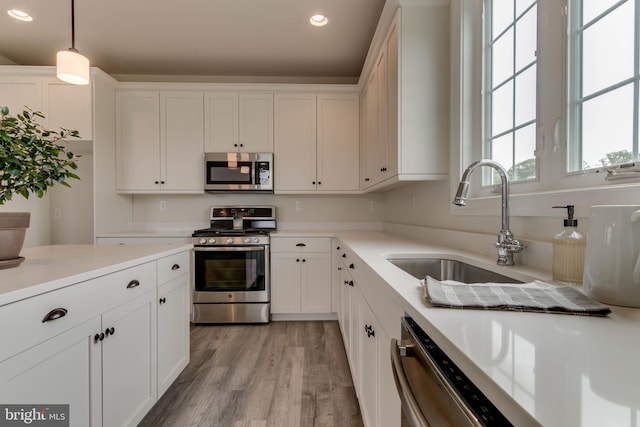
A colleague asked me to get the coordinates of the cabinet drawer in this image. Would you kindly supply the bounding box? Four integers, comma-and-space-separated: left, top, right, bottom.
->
157, 251, 190, 285
271, 237, 331, 253
0, 262, 156, 362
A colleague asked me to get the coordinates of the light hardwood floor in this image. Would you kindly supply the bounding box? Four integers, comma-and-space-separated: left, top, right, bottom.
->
139, 321, 364, 427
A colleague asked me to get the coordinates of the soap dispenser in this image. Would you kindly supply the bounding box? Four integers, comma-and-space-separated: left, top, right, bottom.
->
552, 205, 586, 285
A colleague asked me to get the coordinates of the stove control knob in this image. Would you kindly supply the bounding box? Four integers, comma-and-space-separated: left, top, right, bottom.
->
226, 238, 234, 244
199, 238, 207, 244
244, 238, 251, 243
208, 238, 216, 244
252, 237, 260, 243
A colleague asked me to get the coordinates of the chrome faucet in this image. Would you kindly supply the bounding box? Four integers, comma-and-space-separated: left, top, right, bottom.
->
453, 159, 524, 266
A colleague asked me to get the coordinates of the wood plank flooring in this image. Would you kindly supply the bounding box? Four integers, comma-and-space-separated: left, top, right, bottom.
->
139, 321, 364, 427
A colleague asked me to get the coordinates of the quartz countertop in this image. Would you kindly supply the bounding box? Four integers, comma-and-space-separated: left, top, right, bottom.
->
335, 230, 640, 427
0, 244, 193, 307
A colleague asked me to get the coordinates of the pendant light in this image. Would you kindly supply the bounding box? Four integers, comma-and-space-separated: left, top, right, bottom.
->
56, 0, 90, 85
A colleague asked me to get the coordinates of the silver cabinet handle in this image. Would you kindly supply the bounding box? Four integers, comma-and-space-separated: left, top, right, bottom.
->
42, 308, 68, 323
171, 263, 180, 271
126, 279, 140, 289
390, 338, 430, 427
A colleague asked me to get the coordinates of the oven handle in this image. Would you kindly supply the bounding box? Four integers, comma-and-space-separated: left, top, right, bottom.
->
390, 338, 431, 427
194, 246, 266, 252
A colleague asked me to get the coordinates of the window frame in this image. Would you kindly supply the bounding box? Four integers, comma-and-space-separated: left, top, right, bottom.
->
450, 0, 640, 221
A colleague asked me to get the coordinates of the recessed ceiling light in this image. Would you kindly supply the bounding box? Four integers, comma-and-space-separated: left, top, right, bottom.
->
7, 9, 33, 22
310, 14, 328, 27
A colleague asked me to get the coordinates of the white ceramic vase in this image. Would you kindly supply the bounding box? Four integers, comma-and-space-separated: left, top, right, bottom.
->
583, 205, 640, 308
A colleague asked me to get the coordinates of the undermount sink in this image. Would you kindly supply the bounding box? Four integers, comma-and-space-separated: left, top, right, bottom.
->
387, 257, 522, 284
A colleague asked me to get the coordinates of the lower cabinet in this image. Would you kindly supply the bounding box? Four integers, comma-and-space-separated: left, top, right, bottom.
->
270, 237, 332, 315
102, 290, 158, 427
157, 274, 190, 396
335, 241, 401, 427
0, 249, 191, 427
0, 317, 103, 427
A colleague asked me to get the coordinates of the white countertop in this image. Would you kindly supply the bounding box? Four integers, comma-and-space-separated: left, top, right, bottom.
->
335, 231, 640, 427
0, 244, 193, 307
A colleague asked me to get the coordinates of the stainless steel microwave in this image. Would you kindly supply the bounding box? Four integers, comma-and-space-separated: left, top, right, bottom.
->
204, 152, 273, 192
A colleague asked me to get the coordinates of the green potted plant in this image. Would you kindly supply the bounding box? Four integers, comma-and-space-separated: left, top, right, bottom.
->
0, 106, 80, 268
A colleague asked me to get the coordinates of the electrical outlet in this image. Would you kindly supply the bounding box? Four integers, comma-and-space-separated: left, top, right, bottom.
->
370, 201, 377, 211
54, 208, 62, 219
159, 200, 166, 211
295, 201, 303, 211
411, 194, 416, 210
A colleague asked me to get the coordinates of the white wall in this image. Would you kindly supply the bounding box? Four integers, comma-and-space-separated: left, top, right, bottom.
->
0, 195, 51, 247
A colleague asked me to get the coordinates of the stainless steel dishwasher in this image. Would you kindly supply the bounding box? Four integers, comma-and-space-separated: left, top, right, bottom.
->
391, 316, 513, 427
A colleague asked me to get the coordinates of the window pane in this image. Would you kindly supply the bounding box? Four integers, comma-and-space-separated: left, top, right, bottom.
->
515, 5, 537, 70
582, 1, 634, 96
515, 65, 536, 126
492, 81, 514, 135
493, 0, 514, 39
514, 124, 536, 180
491, 133, 514, 182
582, 0, 624, 25
493, 28, 514, 85
581, 84, 633, 169
515, 0, 535, 17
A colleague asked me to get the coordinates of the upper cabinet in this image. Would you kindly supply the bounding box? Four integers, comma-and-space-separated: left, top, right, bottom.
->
204, 92, 273, 152
274, 92, 359, 193
115, 91, 204, 193
0, 70, 93, 140
361, 4, 449, 191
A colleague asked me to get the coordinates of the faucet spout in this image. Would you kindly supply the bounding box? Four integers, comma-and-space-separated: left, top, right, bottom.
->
452, 159, 523, 265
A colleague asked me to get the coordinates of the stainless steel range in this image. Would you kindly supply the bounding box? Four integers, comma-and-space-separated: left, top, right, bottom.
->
192, 206, 276, 324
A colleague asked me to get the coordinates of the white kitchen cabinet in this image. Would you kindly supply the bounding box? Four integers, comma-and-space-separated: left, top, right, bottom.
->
0, 247, 191, 427
361, 6, 449, 192
204, 91, 273, 152
0, 76, 42, 116
157, 252, 190, 397
116, 90, 204, 193
102, 290, 157, 427
0, 317, 102, 427
44, 79, 93, 140
274, 93, 359, 193
359, 298, 379, 427
271, 237, 332, 314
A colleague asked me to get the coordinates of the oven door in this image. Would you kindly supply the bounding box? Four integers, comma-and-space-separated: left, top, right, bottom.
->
193, 245, 269, 303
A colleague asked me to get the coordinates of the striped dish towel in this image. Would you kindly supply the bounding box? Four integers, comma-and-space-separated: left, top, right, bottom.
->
423, 276, 611, 316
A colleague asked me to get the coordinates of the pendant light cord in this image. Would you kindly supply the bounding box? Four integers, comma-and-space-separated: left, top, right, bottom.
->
71, 0, 76, 50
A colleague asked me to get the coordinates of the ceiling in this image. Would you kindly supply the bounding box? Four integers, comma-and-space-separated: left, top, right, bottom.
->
0, 0, 386, 83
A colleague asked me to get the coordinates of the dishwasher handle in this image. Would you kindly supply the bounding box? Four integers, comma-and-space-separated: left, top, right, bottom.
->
390, 338, 431, 427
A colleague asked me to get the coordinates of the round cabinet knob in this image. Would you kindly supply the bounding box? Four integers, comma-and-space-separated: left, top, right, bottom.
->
226, 238, 234, 244
208, 238, 216, 244
199, 238, 207, 244
244, 238, 251, 243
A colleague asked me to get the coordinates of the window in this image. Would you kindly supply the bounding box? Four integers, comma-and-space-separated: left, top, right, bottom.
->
483, 0, 538, 184
567, 0, 639, 172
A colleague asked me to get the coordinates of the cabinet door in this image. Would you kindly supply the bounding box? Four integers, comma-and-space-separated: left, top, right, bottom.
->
377, 325, 401, 427
0, 77, 42, 114
45, 81, 93, 140
347, 282, 361, 393
376, 48, 389, 181
385, 20, 399, 178
102, 290, 157, 427
271, 252, 302, 313
239, 92, 273, 152
365, 71, 380, 186
204, 91, 239, 152
116, 91, 161, 191
300, 252, 332, 313
359, 299, 379, 427
160, 91, 204, 192
0, 317, 102, 427
274, 93, 317, 191
157, 275, 190, 397
316, 93, 360, 192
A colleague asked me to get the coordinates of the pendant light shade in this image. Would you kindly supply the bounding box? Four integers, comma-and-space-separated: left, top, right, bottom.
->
57, 49, 90, 85
56, 0, 90, 85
